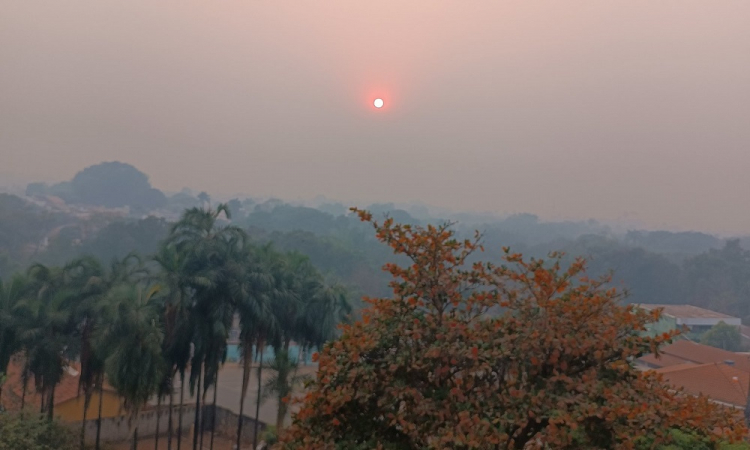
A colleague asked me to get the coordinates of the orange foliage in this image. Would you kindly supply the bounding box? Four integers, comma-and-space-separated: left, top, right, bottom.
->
278, 209, 746, 449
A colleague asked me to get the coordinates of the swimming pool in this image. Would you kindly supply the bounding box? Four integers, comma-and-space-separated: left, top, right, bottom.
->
225, 343, 316, 365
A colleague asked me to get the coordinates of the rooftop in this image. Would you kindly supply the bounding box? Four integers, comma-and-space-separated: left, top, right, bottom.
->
638, 304, 739, 320
656, 362, 748, 408
638, 339, 750, 373
1, 356, 116, 412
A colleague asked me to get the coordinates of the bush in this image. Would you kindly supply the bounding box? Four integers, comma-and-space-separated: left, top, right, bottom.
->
0, 412, 78, 450
261, 425, 279, 445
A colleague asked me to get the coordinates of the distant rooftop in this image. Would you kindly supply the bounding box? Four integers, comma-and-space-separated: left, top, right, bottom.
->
638, 304, 738, 320
656, 362, 748, 408
638, 339, 750, 373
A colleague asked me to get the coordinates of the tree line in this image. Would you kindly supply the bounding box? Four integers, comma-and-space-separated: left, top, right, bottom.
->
0, 204, 351, 450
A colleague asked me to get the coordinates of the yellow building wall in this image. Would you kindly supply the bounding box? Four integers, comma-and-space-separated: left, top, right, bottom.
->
55, 391, 124, 422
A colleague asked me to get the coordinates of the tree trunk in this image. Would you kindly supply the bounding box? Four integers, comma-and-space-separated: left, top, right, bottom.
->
253, 348, 263, 450
154, 395, 162, 450
47, 387, 55, 420
199, 380, 207, 450
177, 372, 185, 450
80, 388, 92, 450
192, 364, 202, 450
20, 379, 27, 411
237, 343, 252, 450
132, 425, 139, 450
168, 375, 174, 450
96, 378, 104, 450
210, 370, 218, 450
276, 393, 286, 431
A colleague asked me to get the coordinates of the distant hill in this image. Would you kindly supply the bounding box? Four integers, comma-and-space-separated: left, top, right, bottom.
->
26, 161, 167, 211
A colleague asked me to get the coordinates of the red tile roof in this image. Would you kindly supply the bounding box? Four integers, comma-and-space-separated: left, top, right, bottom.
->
637, 340, 750, 373
656, 363, 749, 408
1, 356, 115, 412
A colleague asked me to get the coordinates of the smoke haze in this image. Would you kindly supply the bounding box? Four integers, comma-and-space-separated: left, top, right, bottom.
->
2, 1, 749, 233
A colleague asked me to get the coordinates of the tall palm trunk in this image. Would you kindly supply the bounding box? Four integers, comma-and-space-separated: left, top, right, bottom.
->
96, 378, 104, 450
209, 370, 218, 450
236, 343, 252, 450
199, 383, 207, 450
80, 387, 93, 450
252, 346, 264, 450
168, 376, 174, 450
177, 372, 185, 450
20, 379, 27, 412
192, 363, 202, 450
276, 399, 287, 431
47, 387, 55, 420
154, 394, 162, 450
128, 409, 141, 450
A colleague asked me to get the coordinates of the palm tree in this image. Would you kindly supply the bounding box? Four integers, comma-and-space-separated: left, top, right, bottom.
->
233, 243, 276, 450
165, 204, 244, 450
16, 263, 79, 420
64, 253, 146, 450
259, 350, 310, 431
0, 274, 30, 404
66, 255, 107, 450
101, 283, 165, 450
153, 245, 194, 450
297, 277, 352, 357
249, 244, 299, 449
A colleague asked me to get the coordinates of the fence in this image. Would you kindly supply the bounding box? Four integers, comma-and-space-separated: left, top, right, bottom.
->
201, 405, 267, 446
70, 404, 195, 443
70, 404, 265, 445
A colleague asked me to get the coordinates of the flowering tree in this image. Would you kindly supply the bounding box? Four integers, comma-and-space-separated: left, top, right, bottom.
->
280, 209, 746, 449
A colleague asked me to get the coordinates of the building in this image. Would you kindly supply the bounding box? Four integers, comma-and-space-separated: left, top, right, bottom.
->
638, 341, 750, 413
1, 357, 124, 422
638, 340, 750, 373
638, 304, 741, 334
656, 362, 748, 409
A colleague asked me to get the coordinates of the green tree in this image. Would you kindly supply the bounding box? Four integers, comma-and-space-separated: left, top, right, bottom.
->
15, 263, 80, 420
0, 274, 29, 404
233, 243, 276, 450
153, 244, 195, 450
701, 321, 742, 351
683, 240, 750, 319
0, 412, 78, 450
101, 283, 165, 450
64, 256, 107, 450
259, 350, 310, 431
84, 254, 146, 450
165, 204, 244, 450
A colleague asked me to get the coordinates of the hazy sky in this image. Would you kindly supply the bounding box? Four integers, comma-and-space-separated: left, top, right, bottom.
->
2, 1, 749, 234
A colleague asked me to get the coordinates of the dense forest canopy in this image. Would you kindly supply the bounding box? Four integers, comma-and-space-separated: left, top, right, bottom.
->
4, 162, 750, 320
